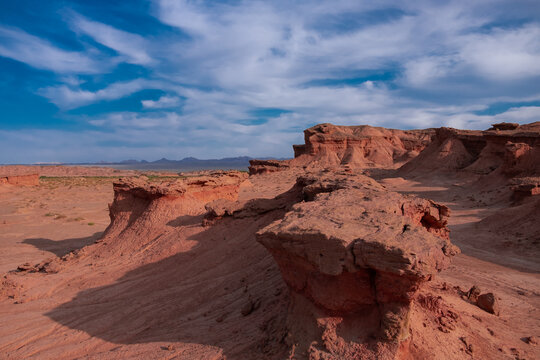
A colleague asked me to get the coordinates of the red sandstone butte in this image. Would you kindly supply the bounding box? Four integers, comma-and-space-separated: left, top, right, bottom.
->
101, 171, 249, 253
249, 123, 434, 174
256, 171, 458, 359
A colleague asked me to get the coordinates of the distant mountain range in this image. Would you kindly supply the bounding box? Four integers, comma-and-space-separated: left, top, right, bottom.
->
59, 156, 286, 171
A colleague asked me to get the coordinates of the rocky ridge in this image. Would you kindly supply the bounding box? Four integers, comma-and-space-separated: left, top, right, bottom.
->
249, 123, 434, 174
399, 122, 540, 178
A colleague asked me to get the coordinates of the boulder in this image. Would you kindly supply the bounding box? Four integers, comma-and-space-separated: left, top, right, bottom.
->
489, 122, 519, 131
256, 170, 459, 359
476, 293, 500, 316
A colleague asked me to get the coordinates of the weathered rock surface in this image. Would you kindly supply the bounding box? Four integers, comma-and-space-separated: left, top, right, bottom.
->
255, 171, 458, 359
249, 123, 434, 174
476, 293, 500, 316
489, 122, 520, 131
511, 177, 540, 201
399, 122, 540, 177
248, 159, 290, 175
293, 123, 434, 168
67, 170, 248, 260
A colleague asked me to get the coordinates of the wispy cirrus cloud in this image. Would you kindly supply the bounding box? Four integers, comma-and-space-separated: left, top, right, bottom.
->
39, 79, 157, 109
70, 14, 154, 65
0, 25, 107, 74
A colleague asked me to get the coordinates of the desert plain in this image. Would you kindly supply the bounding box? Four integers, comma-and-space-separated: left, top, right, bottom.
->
0, 122, 539, 359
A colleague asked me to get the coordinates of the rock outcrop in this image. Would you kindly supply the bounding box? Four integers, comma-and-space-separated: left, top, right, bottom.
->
249, 123, 434, 174
254, 171, 458, 359
511, 177, 540, 201
399, 122, 540, 177
0, 173, 39, 186
249, 159, 290, 175
489, 122, 519, 131
292, 123, 434, 168
100, 171, 249, 255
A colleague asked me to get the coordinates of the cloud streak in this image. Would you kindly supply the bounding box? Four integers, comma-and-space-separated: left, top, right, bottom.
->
71, 14, 154, 65
0, 26, 106, 74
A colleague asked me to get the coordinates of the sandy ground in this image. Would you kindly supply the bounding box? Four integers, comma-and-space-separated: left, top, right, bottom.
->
0, 177, 114, 274
0, 171, 538, 359
378, 173, 540, 359
0, 173, 294, 360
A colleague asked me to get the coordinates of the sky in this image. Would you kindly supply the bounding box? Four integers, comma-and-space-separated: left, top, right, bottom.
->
1, 0, 540, 163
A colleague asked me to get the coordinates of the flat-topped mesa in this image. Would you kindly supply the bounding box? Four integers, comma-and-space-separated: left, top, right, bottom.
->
104, 171, 248, 246
291, 123, 434, 168
248, 123, 434, 175
0, 173, 39, 186
256, 171, 458, 359
399, 121, 540, 177
0, 166, 40, 186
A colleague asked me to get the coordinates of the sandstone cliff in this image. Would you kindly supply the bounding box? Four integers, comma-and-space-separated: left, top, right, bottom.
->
250, 123, 434, 174
399, 122, 540, 177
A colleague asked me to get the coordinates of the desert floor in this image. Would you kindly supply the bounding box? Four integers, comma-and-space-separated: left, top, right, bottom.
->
0, 172, 538, 359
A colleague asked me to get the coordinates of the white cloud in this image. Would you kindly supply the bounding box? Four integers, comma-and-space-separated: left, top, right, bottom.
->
141, 95, 181, 109
459, 24, 540, 80
403, 56, 456, 86
39, 79, 156, 109
0, 26, 105, 74
89, 112, 182, 128
71, 15, 154, 65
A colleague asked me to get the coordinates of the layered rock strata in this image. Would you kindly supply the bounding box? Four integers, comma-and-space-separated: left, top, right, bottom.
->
231, 171, 457, 359
292, 123, 434, 168
249, 123, 434, 175
399, 122, 540, 177
105, 171, 248, 241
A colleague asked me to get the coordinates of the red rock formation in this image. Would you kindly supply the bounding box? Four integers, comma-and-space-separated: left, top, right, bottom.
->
255, 171, 458, 359
489, 122, 519, 131
511, 177, 540, 201
292, 124, 434, 168
249, 123, 434, 174
249, 159, 290, 175
0, 173, 39, 186
103, 171, 248, 251
399, 122, 540, 177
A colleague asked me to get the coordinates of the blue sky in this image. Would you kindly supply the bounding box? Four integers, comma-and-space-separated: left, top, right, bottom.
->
1, 0, 540, 163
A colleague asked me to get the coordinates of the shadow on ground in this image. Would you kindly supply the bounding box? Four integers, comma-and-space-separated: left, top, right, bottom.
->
23, 232, 103, 257
43, 205, 290, 359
